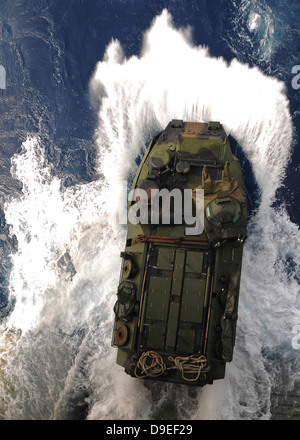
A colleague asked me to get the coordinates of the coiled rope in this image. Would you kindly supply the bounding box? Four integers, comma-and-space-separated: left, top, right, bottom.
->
133, 351, 210, 382
134, 351, 167, 378
168, 354, 210, 382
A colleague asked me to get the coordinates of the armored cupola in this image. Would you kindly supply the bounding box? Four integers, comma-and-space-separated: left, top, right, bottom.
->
206, 191, 242, 227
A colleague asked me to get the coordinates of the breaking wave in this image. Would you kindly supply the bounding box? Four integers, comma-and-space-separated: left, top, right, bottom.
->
0, 10, 298, 420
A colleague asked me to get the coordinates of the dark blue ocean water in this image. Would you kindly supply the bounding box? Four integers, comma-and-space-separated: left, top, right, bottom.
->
2, 0, 299, 214
0, 0, 299, 420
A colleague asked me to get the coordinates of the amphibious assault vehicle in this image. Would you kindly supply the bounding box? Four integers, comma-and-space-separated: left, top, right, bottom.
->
112, 120, 247, 386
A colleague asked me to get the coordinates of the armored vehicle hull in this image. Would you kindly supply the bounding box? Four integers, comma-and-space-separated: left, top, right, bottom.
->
112, 120, 247, 386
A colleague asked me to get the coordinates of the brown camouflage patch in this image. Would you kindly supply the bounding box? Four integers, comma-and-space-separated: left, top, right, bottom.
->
183, 122, 206, 138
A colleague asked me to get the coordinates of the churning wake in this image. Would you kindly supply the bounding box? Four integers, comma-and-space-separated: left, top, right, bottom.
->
0, 10, 299, 420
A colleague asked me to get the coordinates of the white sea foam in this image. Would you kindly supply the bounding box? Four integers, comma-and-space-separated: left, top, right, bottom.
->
227, 0, 277, 69
0, 9, 298, 420
248, 12, 261, 32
